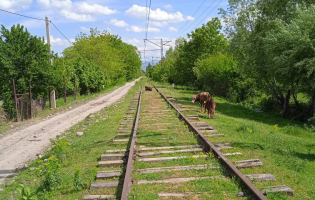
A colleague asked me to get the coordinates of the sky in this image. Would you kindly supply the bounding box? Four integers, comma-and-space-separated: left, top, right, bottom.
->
0, 0, 229, 69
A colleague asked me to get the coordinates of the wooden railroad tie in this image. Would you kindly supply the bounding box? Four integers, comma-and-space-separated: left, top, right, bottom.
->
96, 164, 220, 179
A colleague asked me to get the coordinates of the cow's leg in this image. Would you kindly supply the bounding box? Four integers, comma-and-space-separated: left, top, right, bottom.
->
200, 103, 203, 112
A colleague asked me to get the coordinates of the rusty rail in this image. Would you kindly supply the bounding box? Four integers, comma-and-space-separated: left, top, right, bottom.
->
121, 87, 142, 200
154, 85, 267, 200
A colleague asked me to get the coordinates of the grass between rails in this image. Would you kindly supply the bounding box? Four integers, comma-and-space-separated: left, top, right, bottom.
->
0, 78, 145, 200
130, 88, 244, 200
0, 80, 128, 135
154, 81, 315, 200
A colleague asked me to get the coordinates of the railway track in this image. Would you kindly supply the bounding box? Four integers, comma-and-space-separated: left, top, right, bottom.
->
83, 85, 293, 199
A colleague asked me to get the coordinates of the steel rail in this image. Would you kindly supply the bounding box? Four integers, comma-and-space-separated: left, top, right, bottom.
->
154, 85, 267, 200
121, 87, 142, 200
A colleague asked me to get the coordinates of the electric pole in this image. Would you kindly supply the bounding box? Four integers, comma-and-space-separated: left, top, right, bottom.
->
161, 39, 163, 59
143, 39, 172, 62
46, 16, 56, 109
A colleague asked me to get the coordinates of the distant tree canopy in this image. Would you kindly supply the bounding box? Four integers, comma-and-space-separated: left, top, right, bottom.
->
0, 26, 142, 118
148, 1, 315, 121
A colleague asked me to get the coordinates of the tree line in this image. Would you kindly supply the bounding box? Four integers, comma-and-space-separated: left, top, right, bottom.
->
0, 25, 142, 119
147, 0, 315, 122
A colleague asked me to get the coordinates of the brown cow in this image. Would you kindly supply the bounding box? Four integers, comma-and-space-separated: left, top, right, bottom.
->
145, 86, 152, 91
192, 92, 211, 113
205, 97, 216, 119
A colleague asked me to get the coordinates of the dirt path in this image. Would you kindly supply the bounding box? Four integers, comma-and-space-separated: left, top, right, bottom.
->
0, 78, 141, 185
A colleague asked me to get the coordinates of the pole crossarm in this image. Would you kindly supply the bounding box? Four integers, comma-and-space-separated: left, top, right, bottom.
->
144, 39, 161, 47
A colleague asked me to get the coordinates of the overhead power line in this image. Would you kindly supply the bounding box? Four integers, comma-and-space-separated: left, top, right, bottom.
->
0, 8, 73, 45
172, 0, 207, 38
145, 0, 152, 40
176, 0, 218, 37
190, 0, 224, 31
0, 8, 45, 21
50, 21, 73, 45
144, 0, 152, 67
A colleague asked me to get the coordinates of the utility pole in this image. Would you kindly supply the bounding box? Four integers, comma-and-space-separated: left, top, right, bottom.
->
45, 16, 52, 64
161, 39, 163, 60
46, 16, 56, 109
144, 39, 171, 61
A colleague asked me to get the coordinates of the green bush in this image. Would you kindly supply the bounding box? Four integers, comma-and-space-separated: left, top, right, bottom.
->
50, 138, 71, 162
36, 156, 61, 191
194, 53, 237, 98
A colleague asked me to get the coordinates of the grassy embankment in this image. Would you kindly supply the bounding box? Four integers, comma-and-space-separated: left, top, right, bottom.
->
0, 80, 128, 135
0, 78, 144, 200
154, 81, 315, 200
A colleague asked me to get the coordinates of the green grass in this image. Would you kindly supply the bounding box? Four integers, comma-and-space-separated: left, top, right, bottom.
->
129, 87, 245, 200
2, 78, 314, 199
154, 81, 315, 200
0, 78, 144, 200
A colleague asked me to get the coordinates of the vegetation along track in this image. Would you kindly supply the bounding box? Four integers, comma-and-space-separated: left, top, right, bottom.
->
84, 85, 293, 200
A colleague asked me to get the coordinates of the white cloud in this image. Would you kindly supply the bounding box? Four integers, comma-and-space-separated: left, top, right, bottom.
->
186, 16, 194, 21
150, 21, 168, 27
37, 0, 72, 10
61, 10, 95, 21
0, 0, 32, 11
126, 38, 157, 52
36, 1, 116, 22
76, 2, 117, 15
106, 27, 112, 32
108, 19, 128, 27
80, 26, 90, 32
126, 5, 185, 22
164, 4, 172, 10
169, 27, 178, 32
46, 35, 73, 46
126, 25, 160, 33
125, 36, 176, 65
19, 19, 44, 28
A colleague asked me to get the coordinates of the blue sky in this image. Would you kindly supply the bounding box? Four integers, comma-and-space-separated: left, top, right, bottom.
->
0, 0, 229, 67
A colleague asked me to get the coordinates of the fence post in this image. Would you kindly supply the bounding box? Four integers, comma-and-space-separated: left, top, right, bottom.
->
20, 96, 24, 121
74, 75, 77, 100
11, 79, 20, 121
63, 75, 67, 102
29, 81, 32, 119
49, 90, 56, 109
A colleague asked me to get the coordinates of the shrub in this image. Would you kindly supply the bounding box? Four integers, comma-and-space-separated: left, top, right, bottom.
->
36, 156, 61, 191
50, 138, 71, 162
193, 53, 237, 98
73, 168, 85, 191
17, 184, 38, 200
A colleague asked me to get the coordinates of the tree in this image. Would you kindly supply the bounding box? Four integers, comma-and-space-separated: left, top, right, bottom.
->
222, 0, 315, 118
63, 28, 141, 86
173, 18, 227, 85
194, 53, 237, 97
0, 24, 51, 118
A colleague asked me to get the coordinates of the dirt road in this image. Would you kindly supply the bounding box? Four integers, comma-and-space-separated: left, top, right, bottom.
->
0, 78, 141, 185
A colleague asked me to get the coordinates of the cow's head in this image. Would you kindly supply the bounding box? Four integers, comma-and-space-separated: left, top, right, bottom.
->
209, 99, 216, 119
192, 95, 197, 103
210, 109, 215, 119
